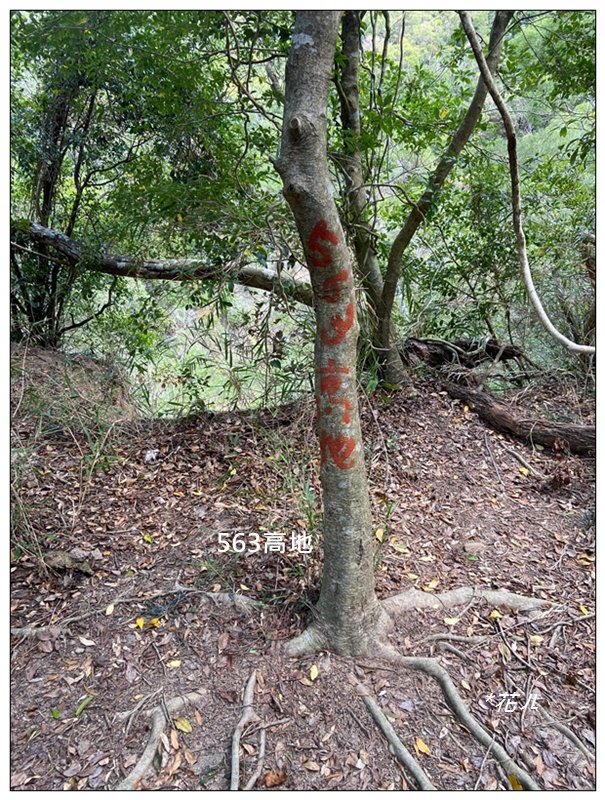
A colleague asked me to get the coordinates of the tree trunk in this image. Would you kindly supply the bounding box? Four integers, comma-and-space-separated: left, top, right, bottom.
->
274, 11, 390, 656
444, 382, 595, 455
337, 12, 410, 387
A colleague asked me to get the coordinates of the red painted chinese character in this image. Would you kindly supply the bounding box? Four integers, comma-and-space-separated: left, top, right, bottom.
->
322, 270, 349, 304
318, 359, 352, 423
320, 303, 355, 346
319, 432, 357, 469
308, 220, 339, 268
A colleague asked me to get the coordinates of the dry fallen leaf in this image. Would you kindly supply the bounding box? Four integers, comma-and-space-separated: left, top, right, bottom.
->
415, 737, 431, 755
265, 768, 287, 788
174, 717, 192, 733
309, 664, 319, 682
303, 761, 320, 772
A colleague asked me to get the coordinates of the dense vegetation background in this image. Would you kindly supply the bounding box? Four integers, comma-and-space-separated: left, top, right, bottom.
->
11, 10, 595, 415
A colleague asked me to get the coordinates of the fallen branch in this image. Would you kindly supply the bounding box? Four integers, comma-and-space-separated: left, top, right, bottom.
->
13, 221, 314, 307
115, 690, 206, 790
443, 382, 595, 455
230, 671, 259, 791
401, 336, 523, 369
355, 684, 436, 790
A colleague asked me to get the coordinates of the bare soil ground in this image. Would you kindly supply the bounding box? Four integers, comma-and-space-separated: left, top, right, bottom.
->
10, 351, 595, 791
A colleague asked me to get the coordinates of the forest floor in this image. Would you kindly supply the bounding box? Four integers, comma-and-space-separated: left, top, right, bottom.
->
10, 347, 595, 791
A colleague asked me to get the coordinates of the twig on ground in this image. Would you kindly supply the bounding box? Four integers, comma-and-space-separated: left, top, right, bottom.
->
115, 688, 162, 735
115, 690, 206, 790
230, 671, 259, 791
348, 707, 371, 738
495, 620, 533, 670
473, 738, 495, 790
536, 611, 594, 637
417, 633, 489, 647
354, 683, 437, 790
501, 445, 547, 480
483, 432, 506, 494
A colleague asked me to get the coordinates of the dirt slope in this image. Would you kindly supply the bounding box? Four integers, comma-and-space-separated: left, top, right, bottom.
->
10, 373, 595, 790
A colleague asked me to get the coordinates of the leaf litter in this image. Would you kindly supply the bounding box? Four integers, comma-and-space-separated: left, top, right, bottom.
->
11, 377, 594, 790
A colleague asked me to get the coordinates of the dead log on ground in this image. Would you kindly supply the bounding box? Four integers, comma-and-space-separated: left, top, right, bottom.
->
443, 382, 595, 456
401, 337, 523, 368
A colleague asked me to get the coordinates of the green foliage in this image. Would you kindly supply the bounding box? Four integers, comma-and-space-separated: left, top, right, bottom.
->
10, 9, 595, 408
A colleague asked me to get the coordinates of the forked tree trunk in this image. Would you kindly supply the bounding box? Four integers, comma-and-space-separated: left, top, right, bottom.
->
274, 11, 390, 656
337, 11, 410, 387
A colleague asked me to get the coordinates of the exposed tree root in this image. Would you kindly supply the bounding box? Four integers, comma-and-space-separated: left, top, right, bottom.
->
115, 690, 206, 790
537, 708, 595, 763
382, 587, 549, 616
230, 671, 259, 790
354, 683, 437, 790
372, 643, 540, 791
243, 729, 266, 791
10, 587, 262, 638
283, 626, 327, 657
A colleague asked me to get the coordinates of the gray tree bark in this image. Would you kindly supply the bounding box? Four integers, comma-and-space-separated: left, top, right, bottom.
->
274, 11, 390, 656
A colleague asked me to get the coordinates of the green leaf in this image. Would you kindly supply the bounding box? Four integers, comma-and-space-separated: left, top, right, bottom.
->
75, 695, 94, 717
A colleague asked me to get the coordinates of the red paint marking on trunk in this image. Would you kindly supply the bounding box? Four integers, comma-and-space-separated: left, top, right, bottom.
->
320, 432, 357, 469
319, 359, 352, 423
318, 358, 350, 376
322, 399, 353, 424
322, 270, 349, 303
320, 302, 355, 346
308, 220, 339, 268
